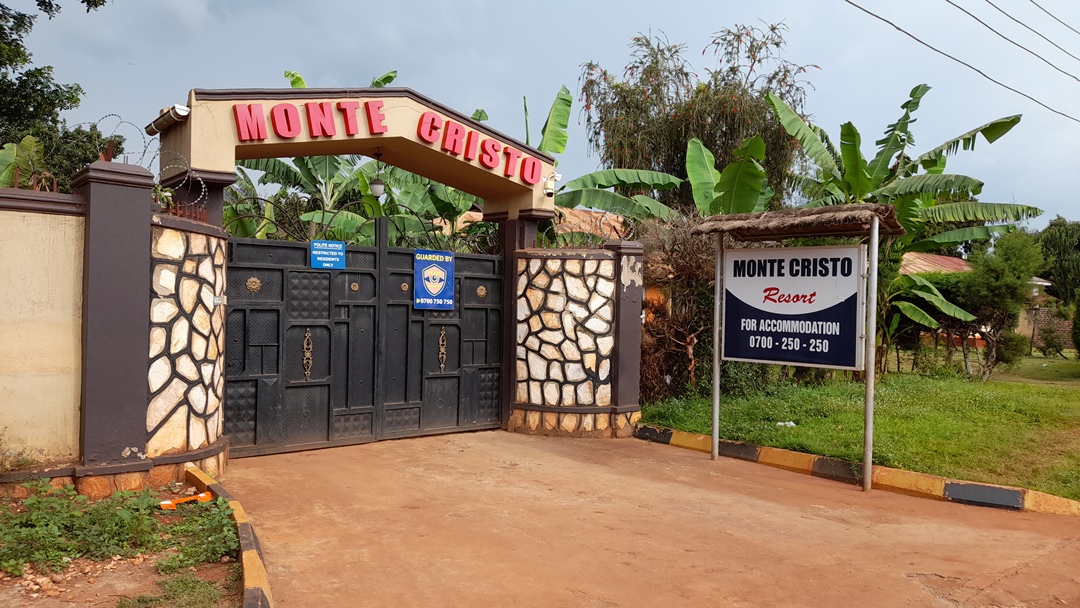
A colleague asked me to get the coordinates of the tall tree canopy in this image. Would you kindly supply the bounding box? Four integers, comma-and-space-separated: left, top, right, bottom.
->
579, 23, 814, 214
1, 0, 117, 192
1037, 216, 1080, 305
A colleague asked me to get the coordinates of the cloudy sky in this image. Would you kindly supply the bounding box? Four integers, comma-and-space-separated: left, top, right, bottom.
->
17, 0, 1080, 226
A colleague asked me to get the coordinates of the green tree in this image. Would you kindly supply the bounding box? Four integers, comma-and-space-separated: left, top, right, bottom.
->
579, 25, 812, 215
1036, 216, 1080, 306
1, 1, 118, 192
952, 232, 1044, 380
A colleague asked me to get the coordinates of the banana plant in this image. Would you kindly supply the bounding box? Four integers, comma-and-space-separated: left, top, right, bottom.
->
767, 84, 1038, 338
0, 135, 48, 189
685, 136, 773, 217
766, 85, 1041, 253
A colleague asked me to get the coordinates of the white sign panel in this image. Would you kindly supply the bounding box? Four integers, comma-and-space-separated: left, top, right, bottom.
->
722, 245, 866, 370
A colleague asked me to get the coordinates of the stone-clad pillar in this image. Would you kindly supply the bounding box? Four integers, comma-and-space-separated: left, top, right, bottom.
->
72, 162, 155, 466
489, 209, 553, 427
605, 241, 645, 437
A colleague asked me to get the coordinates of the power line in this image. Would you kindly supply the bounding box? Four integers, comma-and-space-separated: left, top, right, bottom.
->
945, 0, 1080, 83
842, 0, 1080, 124
1027, 0, 1080, 38
950, 0, 1080, 83
983, 0, 1080, 65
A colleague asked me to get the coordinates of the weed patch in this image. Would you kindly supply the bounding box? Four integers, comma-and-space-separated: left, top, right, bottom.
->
116, 573, 221, 608
0, 481, 238, 577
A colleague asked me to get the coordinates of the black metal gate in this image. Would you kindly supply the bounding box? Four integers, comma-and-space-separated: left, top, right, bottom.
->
222, 221, 503, 457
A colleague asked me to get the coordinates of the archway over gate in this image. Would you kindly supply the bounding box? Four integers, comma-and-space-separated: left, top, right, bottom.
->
151, 88, 558, 223
148, 88, 559, 456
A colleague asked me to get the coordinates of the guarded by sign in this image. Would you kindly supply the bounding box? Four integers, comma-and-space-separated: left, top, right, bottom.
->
722, 245, 866, 370
310, 240, 345, 269
414, 249, 455, 310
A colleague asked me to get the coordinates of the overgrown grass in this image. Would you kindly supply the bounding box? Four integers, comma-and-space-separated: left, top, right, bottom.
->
116, 573, 222, 608
0, 482, 238, 576
642, 362, 1080, 500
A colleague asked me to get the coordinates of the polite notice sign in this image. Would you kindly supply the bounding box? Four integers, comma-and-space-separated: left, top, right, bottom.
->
310, 240, 345, 269
722, 245, 866, 370
414, 249, 455, 310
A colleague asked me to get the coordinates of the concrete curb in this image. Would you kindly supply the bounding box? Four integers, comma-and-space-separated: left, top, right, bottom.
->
186, 468, 274, 608
633, 424, 1080, 517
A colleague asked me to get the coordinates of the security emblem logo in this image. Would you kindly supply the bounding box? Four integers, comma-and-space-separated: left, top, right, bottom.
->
422, 264, 448, 296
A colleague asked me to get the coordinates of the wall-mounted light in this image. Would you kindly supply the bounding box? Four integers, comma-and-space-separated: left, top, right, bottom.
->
144, 104, 190, 136
369, 148, 386, 198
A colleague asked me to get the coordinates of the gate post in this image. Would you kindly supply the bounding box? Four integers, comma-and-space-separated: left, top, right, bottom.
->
72, 161, 156, 466
488, 210, 554, 428
604, 241, 645, 437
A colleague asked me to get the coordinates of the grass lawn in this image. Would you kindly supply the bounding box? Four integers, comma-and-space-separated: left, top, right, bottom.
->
641, 356, 1080, 500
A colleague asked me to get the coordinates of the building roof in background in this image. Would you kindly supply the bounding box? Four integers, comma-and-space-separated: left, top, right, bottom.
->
442, 208, 627, 240
900, 252, 971, 275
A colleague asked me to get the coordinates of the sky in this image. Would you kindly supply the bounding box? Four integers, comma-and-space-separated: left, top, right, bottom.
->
15, 0, 1080, 227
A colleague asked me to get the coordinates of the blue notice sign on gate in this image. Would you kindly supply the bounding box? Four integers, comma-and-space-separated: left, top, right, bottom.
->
310, 240, 346, 269
414, 249, 455, 310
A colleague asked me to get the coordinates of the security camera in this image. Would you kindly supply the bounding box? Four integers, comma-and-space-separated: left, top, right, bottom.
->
543, 173, 562, 198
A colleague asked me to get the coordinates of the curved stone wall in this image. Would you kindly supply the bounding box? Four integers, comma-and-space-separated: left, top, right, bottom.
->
146, 226, 226, 458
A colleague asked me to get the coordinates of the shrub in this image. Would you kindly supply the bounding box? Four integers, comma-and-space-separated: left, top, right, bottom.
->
997, 332, 1030, 367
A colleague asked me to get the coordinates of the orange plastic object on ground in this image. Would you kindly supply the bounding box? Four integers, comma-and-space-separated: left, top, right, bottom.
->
159, 491, 213, 510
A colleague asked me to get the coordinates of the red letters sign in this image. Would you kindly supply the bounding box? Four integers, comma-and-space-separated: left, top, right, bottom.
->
233, 101, 541, 186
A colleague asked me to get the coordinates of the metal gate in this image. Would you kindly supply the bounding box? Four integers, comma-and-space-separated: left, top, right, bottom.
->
222, 221, 503, 457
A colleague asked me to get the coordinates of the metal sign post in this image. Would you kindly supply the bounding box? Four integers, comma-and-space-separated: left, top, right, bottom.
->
712, 234, 723, 461
862, 215, 880, 492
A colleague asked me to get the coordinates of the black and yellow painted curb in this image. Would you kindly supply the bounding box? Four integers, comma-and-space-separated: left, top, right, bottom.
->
186, 468, 274, 608
634, 424, 1080, 517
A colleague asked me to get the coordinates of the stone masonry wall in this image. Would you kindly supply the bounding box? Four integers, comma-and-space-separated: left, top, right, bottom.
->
146, 226, 226, 458
508, 251, 639, 436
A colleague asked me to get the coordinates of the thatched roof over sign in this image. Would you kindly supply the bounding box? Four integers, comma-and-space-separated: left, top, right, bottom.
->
690, 203, 906, 241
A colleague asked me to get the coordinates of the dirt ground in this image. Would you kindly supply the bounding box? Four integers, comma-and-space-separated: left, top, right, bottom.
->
224, 431, 1080, 608
0, 557, 239, 607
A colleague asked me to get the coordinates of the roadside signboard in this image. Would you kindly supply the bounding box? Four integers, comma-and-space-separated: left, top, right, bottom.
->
722, 245, 866, 370
414, 249, 455, 310
309, 240, 346, 269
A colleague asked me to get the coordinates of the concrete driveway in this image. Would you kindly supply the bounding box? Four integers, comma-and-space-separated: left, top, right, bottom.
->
223, 431, 1080, 607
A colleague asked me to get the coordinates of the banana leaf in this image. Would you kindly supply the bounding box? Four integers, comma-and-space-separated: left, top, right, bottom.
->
908, 289, 975, 321
872, 173, 983, 200
714, 136, 772, 215
917, 202, 1042, 223
868, 84, 929, 183
370, 71, 398, 88
686, 138, 722, 217
906, 224, 1017, 252
0, 144, 14, 187
840, 122, 871, 201
554, 188, 658, 220
240, 158, 307, 192
284, 70, 307, 88
915, 115, 1021, 169
894, 301, 940, 328
559, 168, 682, 193
766, 92, 842, 182
300, 209, 367, 235
631, 195, 679, 220
538, 85, 572, 156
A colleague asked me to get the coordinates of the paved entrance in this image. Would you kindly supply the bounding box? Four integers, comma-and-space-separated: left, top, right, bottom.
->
224, 433, 1080, 607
